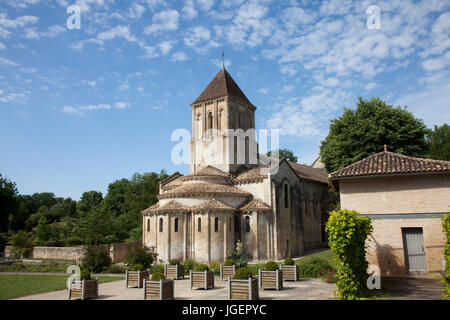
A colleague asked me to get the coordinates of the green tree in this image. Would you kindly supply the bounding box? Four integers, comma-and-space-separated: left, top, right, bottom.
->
35, 216, 52, 245
77, 191, 103, 213
426, 124, 450, 161
266, 149, 298, 162
320, 97, 429, 173
0, 174, 18, 233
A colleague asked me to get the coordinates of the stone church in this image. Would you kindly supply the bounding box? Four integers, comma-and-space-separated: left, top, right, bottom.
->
142, 67, 334, 263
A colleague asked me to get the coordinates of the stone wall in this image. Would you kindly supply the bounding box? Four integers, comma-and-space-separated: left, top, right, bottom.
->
366, 218, 445, 276
4, 241, 140, 264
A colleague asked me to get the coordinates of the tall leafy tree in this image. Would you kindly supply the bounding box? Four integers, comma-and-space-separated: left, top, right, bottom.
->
35, 216, 51, 245
0, 174, 18, 233
266, 149, 298, 162
320, 97, 429, 173
426, 124, 450, 161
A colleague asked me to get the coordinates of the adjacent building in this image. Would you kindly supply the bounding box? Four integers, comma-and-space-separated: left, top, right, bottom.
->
329, 148, 450, 277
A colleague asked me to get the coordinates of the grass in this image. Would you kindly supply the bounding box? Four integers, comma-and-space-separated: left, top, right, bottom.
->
0, 274, 123, 300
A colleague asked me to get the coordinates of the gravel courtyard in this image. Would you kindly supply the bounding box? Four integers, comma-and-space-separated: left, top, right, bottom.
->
13, 276, 337, 300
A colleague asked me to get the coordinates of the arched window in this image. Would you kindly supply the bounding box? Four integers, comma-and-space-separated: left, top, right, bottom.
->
234, 215, 240, 232
207, 112, 213, 133
147, 219, 150, 232
196, 114, 202, 138
218, 109, 223, 133
214, 217, 219, 232
245, 216, 250, 233
174, 218, 178, 232
198, 217, 202, 232
284, 184, 289, 208
159, 218, 163, 232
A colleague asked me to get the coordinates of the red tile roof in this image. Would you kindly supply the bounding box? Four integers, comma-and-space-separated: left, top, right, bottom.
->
329, 151, 450, 179
192, 68, 255, 108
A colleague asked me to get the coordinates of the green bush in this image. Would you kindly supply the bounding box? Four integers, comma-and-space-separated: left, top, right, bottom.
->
150, 264, 164, 274
124, 243, 155, 269
0, 263, 68, 273
298, 257, 334, 278
326, 209, 373, 300
107, 264, 126, 274
81, 247, 112, 273
209, 261, 220, 275
223, 258, 235, 266
130, 264, 145, 271
264, 261, 279, 271
233, 267, 253, 280
10, 231, 33, 258
0, 233, 8, 253
443, 214, 450, 300
80, 269, 91, 280
151, 272, 165, 281
284, 257, 295, 266
195, 264, 209, 272
182, 259, 197, 272
169, 259, 179, 265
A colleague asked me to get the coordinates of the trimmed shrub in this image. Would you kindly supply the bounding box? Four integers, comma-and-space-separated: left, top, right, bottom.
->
150, 264, 164, 274
151, 272, 165, 281
169, 259, 179, 265
264, 261, 279, 271
124, 243, 155, 269
233, 267, 253, 280
298, 257, 334, 278
224, 258, 235, 266
130, 264, 144, 271
443, 214, 450, 300
284, 257, 295, 266
80, 269, 91, 280
81, 247, 112, 273
209, 261, 220, 275
107, 264, 126, 274
195, 264, 209, 272
182, 259, 197, 272
10, 231, 33, 258
326, 209, 373, 300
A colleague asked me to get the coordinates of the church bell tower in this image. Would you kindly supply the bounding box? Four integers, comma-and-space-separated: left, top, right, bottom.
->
190, 67, 258, 174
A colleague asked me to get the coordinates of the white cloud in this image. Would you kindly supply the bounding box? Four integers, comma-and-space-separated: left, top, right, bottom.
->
97, 25, 137, 42
144, 9, 179, 34
62, 101, 130, 116
0, 42, 5, 50
171, 51, 188, 62
184, 26, 211, 47
128, 3, 146, 19
0, 56, 19, 66
159, 40, 176, 55
182, 0, 198, 19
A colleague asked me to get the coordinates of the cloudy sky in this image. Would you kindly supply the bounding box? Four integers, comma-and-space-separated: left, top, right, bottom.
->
1, 0, 449, 200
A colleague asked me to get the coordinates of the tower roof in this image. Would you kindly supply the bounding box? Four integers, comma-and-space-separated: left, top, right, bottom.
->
192, 68, 255, 108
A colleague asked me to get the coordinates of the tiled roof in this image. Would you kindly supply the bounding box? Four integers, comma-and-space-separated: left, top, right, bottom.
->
160, 172, 183, 187
193, 199, 235, 212
142, 202, 159, 214
329, 151, 450, 179
192, 68, 255, 108
239, 199, 272, 212
142, 200, 189, 214
233, 167, 267, 183
158, 182, 251, 199
288, 161, 329, 184
184, 166, 230, 179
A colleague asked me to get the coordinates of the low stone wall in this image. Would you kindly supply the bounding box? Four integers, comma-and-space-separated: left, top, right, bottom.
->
4, 241, 141, 264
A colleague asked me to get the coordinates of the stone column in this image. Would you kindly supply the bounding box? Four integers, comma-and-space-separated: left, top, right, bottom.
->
266, 212, 270, 260
183, 213, 188, 261
224, 213, 228, 261
253, 211, 259, 261
167, 213, 171, 262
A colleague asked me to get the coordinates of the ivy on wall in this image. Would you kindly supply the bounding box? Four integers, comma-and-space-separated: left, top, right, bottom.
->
326, 209, 373, 300
443, 214, 450, 300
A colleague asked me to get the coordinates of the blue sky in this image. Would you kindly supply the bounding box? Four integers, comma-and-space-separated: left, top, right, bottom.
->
0, 0, 449, 200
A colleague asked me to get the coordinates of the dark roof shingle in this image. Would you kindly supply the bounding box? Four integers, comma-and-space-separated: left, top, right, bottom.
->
329, 151, 450, 179
192, 68, 255, 108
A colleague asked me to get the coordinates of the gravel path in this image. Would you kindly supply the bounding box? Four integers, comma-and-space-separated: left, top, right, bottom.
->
12, 277, 336, 300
